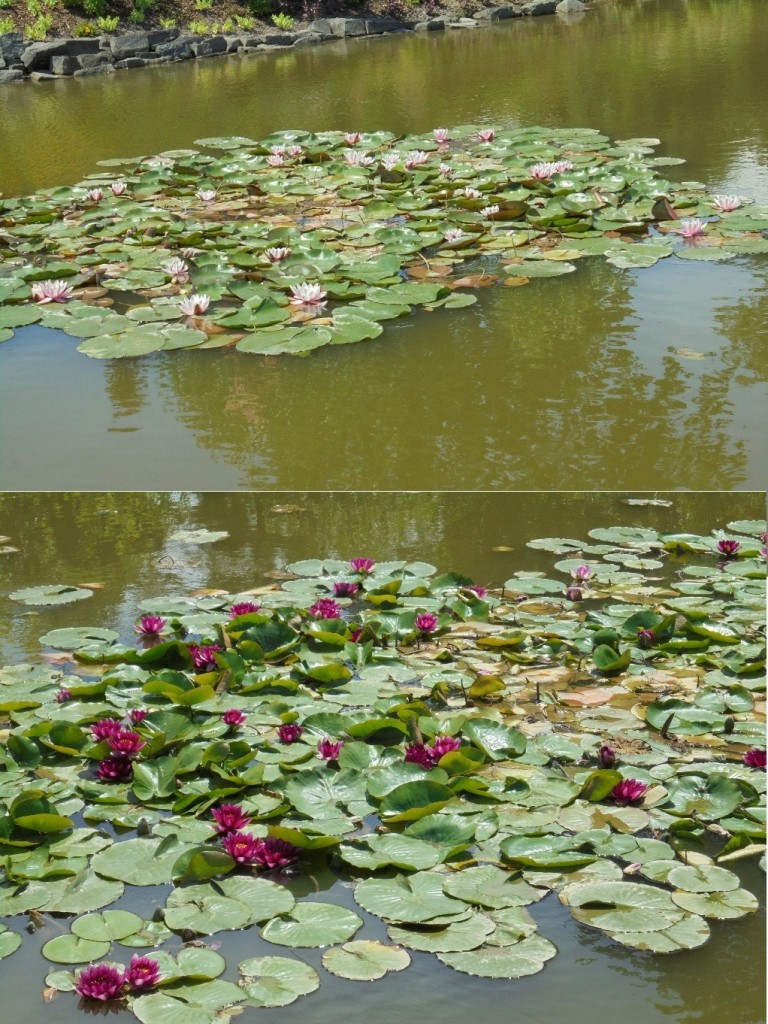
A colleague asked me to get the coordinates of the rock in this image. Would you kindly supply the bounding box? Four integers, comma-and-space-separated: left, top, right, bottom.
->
147, 28, 179, 47
0, 32, 25, 64
473, 6, 520, 19
448, 18, 480, 27
29, 70, 60, 80
307, 19, 333, 35
414, 18, 446, 31
21, 40, 75, 71
73, 63, 114, 76
154, 39, 193, 59
326, 18, 368, 37
557, 0, 587, 9
293, 32, 325, 46
238, 35, 264, 48
50, 55, 79, 75
522, 1, 557, 13
223, 35, 242, 52
0, 67, 24, 83
78, 51, 111, 69
114, 56, 147, 69
365, 17, 405, 34
264, 33, 297, 46
191, 36, 228, 57
109, 31, 150, 60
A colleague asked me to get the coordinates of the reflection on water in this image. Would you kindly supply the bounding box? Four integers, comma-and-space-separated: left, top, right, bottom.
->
0, 0, 767, 489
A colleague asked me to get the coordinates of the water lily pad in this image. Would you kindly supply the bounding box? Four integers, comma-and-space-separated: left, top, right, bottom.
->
239, 956, 320, 1006
71, 910, 144, 942
321, 940, 411, 981
38, 627, 119, 650
443, 865, 541, 909
93, 837, 196, 887
562, 880, 684, 932
436, 934, 557, 977
606, 914, 710, 952
0, 926, 21, 961
261, 902, 363, 948
41, 934, 111, 964
169, 529, 230, 545
670, 888, 759, 920
388, 914, 495, 953
9, 584, 93, 606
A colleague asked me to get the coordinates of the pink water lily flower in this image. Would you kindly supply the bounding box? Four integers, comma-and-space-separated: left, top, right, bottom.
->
212, 803, 252, 833
229, 600, 262, 616
97, 754, 133, 783
222, 830, 262, 865
344, 149, 375, 166
196, 189, 217, 202
716, 539, 740, 557
277, 723, 304, 744
434, 128, 450, 143
333, 581, 359, 597
31, 279, 74, 304
551, 159, 574, 174
135, 614, 167, 637
380, 153, 400, 171
86, 188, 103, 202
676, 218, 707, 238
405, 150, 429, 168
253, 836, 300, 869
124, 955, 161, 992
265, 247, 291, 263
743, 748, 766, 769
404, 743, 435, 769
111, 181, 127, 196
349, 557, 375, 574
444, 228, 464, 242
610, 778, 649, 805
130, 709, 148, 724
428, 735, 462, 760
477, 128, 495, 142
267, 154, 285, 167
317, 737, 343, 761
309, 597, 342, 619
415, 612, 438, 635
529, 162, 559, 181
189, 643, 222, 672
439, 163, 454, 179
711, 194, 742, 212
223, 708, 247, 728
597, 744, 616, 769
91, 718, 122, 742
565, 586, 583, 601
344, 132, 362, 145
55, 688, 72, 703
289, 282, 327, 309
75, 963, 125, 1001
571, 565, 592, 581
467, 585, 486, 598
178, 293, 210, 317
287, 144, 304, 157
163, 258, 189, 284
107, 730, 146, 757
270, 145, 287, 156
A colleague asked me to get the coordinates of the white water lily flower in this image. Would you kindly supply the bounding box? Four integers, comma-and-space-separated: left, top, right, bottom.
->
344, 132, 362, 145
481, 205, 500, 218
31, 279, 74, 304
380, 153, 400, 171
444, 228, 464, 242
178, 293, 210, 316
405, 150, 429, 169
711, 194, 742, 212
433, 128, 450, 143
289, 282, 327, 308
463, 187, 481, 199
344, 149, 374, 166
86, 188, 103, 201
196, 189, 216, 202
110, 181, 127, 196
265, 247, 291, 262
439, 163, 454, 178
164, 258, 189, 284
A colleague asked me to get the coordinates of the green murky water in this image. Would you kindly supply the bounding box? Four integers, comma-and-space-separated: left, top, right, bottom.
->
0, 490, 765, 1023
1, 0, 767, 489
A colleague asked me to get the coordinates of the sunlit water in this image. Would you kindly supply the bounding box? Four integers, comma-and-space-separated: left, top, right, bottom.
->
0, 491, 765, 1024
1, 0, 767, 489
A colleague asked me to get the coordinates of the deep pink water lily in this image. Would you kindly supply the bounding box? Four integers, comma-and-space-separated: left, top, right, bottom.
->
610, 778, 649, 805
107, 730, 146, 756
135, 615, 167, 637
97, 755, 133, 783
428, 735, 462, 760
222, 830, 262, 865
277, 723, 303, 744
253, 836, 300, 869
467, 585, 487, 598
636, 628, 655, 649
90, 717, 122, 742
190, 644, 222, 672
212, 803, 252, 834
743, 748, 766, 769
223, 708, 247, 728
333, 581, 360, 597
404, 743, 435, 769
309, 598, 341, 619
415, 612, 438, 635
349, 557, 375, 574
572, 565, 592, 581
55, 689, 72, 703
130, 709, 148, 724
717, 539, 741, 557
124, 955, 161, 991
597, 744, 616, 769
317, 737, 343, 761
565, 586, 584, 601
75, 963, 125, 1001
229, 601, 262, 617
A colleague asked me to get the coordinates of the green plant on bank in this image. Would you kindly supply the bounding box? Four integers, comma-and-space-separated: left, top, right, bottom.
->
0, 14, 13, 30
187, 17, 208, 33
194, 0, 213, 9
25, 12, 52, 37
271, 11, 294, 28
26, 0, 56, 16
73, 20, 98, 33
0, 0, 13, 11
128, 0, 151, 23
244, 0, 273, 16
82, 0, 105, 15
96, 14, 118, 30
210, 16, 235, 31
235, 14, 255, 28
159, 15, 175, 27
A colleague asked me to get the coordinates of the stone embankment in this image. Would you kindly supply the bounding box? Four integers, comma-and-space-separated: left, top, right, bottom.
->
0, 0, 586, 84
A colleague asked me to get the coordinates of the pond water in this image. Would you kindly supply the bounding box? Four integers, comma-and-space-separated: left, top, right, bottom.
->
0, 490, 765, 1024
1, 0, 767, 489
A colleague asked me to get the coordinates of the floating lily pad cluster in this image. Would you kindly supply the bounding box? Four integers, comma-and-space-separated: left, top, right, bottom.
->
1, 126, 767, 357
0, 522, 765, 1023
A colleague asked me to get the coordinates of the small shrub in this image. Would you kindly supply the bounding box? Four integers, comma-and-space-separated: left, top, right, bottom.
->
235, 14, 256, 28
271, 11, 293, 28
159, 16, 176, 26
96, 14, 118, 29
0, 0, 13, 10
73, 20, 97, 34
82, 0, 106, 15
194, 0, 212, 9
25, 13, 52, 38
220, 15, 234, 30
0, 14, 14, 30
187, 18, 208, 33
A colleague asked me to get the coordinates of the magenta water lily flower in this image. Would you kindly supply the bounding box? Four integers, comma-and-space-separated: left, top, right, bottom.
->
317, 737, 343, 761
190, 643, 222, 672
415, 612, 438, 635
253, 836, 300, 869
711, 194, 742, 212
196, 189, 216, 202
611, 778, 649, 805
349, 557, 375, 574
404, 743, 435, 769
265, 247, 291, 263
468, 585, 487, 598
223, 708, 247, 728
333, 581, 360, 597
344, 149, 374, 166
163, 258, 189, 284
717, 539, 740, 557
222, 830, 262, 865
178, 293, 210, 317
636, 628, 655, 649
31, 279, 74, 304
135, 614, 167, 637
277, 723, 303, 744
107, 730, 146, 756
428, 735, 462, 760
229, 601, 262, 617
91, 717, 122, 742
130, 709, 148, 724
565, 586, 584, 601
97, 755, 133, 783
111, 181, 127, 196
75, 963, 125, 1002
344, 132, 362, 145
571, 565, 592, 581
124, 955, 161, 992
597, 744, 616, 769
350, 627, 364, 643
212, 803, 252, 834
676, 218, 707, 238
55, 688, 72, 703
477, 128, 495, 142
433, 128, 450, 143
86, 188, 103, 202
309, 598, 341, 619
289, 282, 327, 309
743, 748, 766, 769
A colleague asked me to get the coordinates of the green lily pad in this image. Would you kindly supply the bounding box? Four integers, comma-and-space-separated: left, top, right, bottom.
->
239, 956, 320, 1006
42, 934, 111, 964
260, 902, 363, 948
354, 872, 465, 924
321, 940, 411, 981
437, 934, 557, 977
9, 584, 93, 606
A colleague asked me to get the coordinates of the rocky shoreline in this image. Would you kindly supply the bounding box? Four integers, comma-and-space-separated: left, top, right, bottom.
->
0, 0, 586, 85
